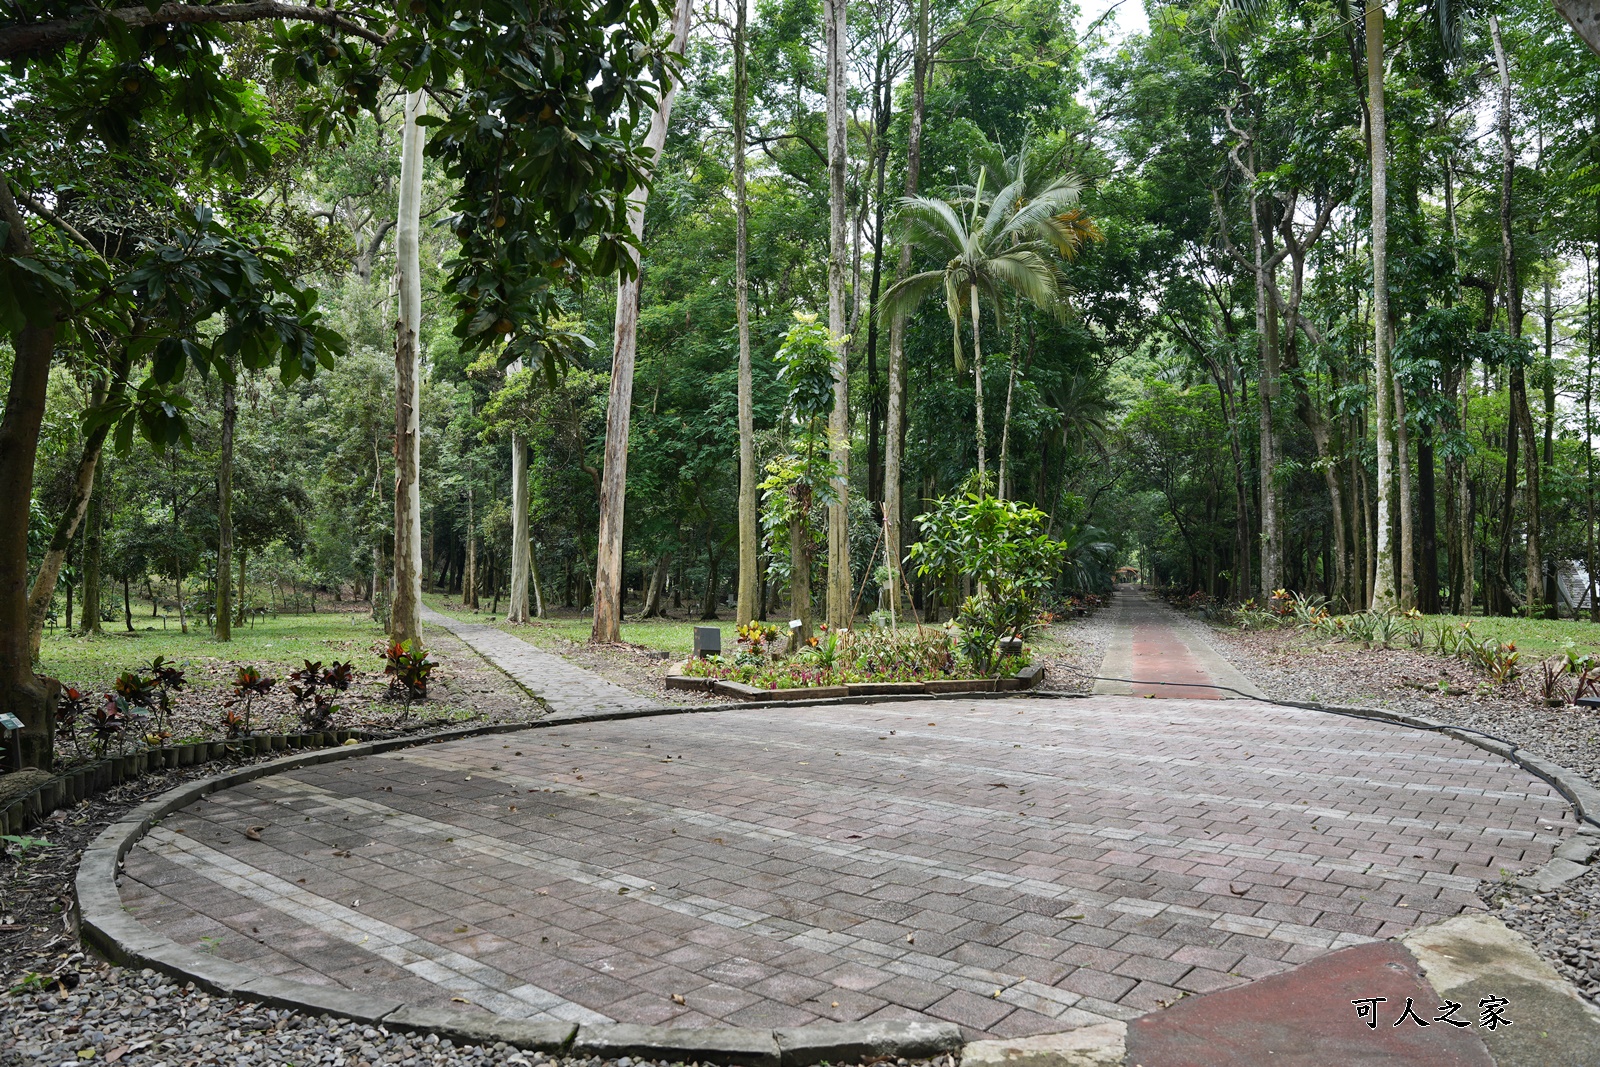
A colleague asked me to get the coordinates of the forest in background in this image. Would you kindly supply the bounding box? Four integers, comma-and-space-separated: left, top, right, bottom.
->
11, 0, 1600, 664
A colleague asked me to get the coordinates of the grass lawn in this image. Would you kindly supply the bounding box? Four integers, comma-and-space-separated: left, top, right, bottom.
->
421, 593, 727, 656
1418, 613, 1600, 660
39, 608, 390, 692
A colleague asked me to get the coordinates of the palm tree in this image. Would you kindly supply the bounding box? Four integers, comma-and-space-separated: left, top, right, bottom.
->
961, 137, 1101, 498
882, 172, 1080, 483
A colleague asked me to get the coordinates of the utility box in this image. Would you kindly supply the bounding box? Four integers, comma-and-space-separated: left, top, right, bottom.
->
693, 626, 722, 659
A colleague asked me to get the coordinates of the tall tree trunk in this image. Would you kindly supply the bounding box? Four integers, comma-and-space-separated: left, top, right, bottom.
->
1253, 193, 1280, 598
1394, 377, 1415, 608
790, 505, 813, 644
1492, 16, 1543, 617
592, 0, 693, 643
24, 351, 126, 657
734, 0, 759, 627
391, 89, 426, 648
81, 466, 104, 637
1588, 251, 1597, 621
464, 479, 478, 608
508, 433, 531, 622
998, 302, 1021, 502
215, 375, 236, 641
881, 0, 928, 612
865, 61, 892, 511
971, 284, 988, 480
530, 537, 545, 619
1367, 0, 1398, 610
1418, 428, 1438, 613
700, 550, 721, 620
824, 0, 852, 629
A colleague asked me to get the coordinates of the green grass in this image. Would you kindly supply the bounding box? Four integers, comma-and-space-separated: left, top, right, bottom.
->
422, 593, 725, 657
39, 608, 390, 692
1413, 613, 1600, 660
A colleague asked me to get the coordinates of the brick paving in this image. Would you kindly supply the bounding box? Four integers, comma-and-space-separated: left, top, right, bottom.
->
420, 604, 657, 718
118, 697, 1573, 1038
1094, 593, 1266, 699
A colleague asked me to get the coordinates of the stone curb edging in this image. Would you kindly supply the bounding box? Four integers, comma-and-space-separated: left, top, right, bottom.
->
73, 708, 970, 1065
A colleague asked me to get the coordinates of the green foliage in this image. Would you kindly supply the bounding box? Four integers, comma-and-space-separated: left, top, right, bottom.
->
382, 640, 436, 701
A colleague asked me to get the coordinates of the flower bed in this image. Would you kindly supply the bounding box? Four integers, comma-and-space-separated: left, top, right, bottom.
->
674, 622, 1035, 695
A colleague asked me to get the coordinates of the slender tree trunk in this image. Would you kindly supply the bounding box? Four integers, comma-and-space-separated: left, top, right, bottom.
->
215, 376, 236, 640
25, 351, 126, 658
1394, 377, 1415, 608
734, 0, 759, 627
641, 549, 671, 617
1418, 428, 1438, 613
1492, 16, 1543, 617
790, 508, 813, 644
1588, 251, 1598, 621
998, 302, 1021, 502
81, 477, 103, 634
391, 89, 426, 648
464, 479, 478, 608
971, 284, 988, 480
1251, 189, 1280, 598
881, 0, 928, 612
508, 433, 531, 622
865, 62, 892, 511
592, 0, 693, 643
824, 0, 851, 629
1367, 1, 1398, 610
530, 537, 545, 618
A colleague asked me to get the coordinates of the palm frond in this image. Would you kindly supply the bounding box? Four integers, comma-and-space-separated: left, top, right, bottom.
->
986, 250, 1067, 319
879, 269, 950, 322
893, 196, 967, 256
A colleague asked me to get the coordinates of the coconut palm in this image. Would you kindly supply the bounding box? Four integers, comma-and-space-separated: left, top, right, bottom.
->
882, 171, 1081, 483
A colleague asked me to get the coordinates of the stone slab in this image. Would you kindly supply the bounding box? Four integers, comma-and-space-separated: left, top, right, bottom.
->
963, 1023, 1127, 1067
773, 1021, 962, 1066
1404, 913, 1600, 1067
574, 1024, 780, 1067
383, 1006, 577, 1050
1513, 857, 1588, 892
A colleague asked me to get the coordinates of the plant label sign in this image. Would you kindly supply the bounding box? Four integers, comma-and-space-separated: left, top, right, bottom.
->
0, 714, 22, 731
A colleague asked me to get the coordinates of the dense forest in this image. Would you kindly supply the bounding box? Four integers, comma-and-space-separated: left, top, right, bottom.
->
7, 0, 1600, 746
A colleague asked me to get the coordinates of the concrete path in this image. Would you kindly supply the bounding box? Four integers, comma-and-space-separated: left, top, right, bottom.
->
421, 604, 656, 718
117, 697, 1571, 1039
1093, 592, 1265, 700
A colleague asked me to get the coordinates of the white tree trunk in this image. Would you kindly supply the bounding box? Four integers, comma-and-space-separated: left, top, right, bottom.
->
508, 431, 530, 622
1366, 1, 1397, 611
391, 89, 426, 647
591, 0, 694, 643
734, 0, 759, 626
882, 0, 927, 613
824, 0, 852, 629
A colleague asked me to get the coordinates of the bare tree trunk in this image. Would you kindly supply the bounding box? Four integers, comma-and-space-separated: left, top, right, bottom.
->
1253, 198, 1280, 598
881, 0, 927, 613
1552, 0, 1600, 56
998, 303, 1020, 502
824, 0, 852, 629
463, 478, 478, 608
592, 0, 693, 643
391, 89, 426, 648
734, 0, 758, 627
641, 549, 671, 617
790, 507, 813, 644
82, 479, 103, 633
1393, 376, 1415, 608
971, 284, 987, 480
1588, 251, 1597, 620
530, 536, 545, 618
1492, 16, 1543, 617
1368, 0, 1398, 610
508, 432, 530, 622
215, 376, 236, 640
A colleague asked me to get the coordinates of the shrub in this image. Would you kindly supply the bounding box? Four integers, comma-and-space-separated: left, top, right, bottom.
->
383, 641, 436, 701
228, 666, 276, 733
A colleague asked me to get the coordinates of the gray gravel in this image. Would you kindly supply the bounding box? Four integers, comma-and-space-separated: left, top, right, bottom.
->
1480, 869, 1600, 1002
1, 961, 953, 1067
1036, 601, 1119, 694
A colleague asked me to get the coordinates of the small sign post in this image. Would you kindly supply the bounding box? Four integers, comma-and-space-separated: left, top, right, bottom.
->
0, 712, 23, 772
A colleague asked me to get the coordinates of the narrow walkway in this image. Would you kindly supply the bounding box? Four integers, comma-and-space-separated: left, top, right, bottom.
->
1094, 591, 1265, 700
420, 604, 657, 717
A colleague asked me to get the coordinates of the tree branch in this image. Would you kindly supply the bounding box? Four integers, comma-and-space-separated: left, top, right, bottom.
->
2, 1, 387, 61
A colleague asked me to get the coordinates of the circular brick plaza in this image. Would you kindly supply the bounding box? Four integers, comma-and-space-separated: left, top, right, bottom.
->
118, 697, 1572, 1038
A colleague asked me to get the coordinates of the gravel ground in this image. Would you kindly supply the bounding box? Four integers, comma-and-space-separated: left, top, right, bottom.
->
1201, 616, 1600, 1006
0, 963, 955, 1067
1034, 600, 1119, 694
1481, 870, 1600, 1002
